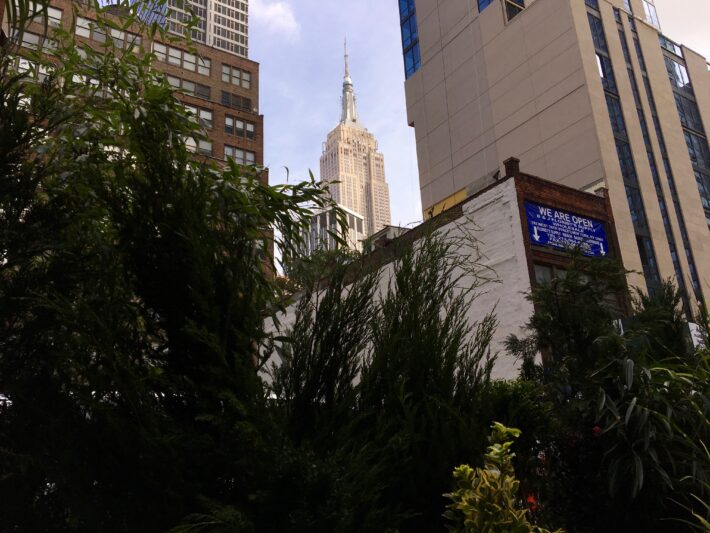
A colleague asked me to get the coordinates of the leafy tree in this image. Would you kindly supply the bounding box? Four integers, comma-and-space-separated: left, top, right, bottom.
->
269, 231, 498, 532
0, 2, 334, 530
507, 257, 710, 532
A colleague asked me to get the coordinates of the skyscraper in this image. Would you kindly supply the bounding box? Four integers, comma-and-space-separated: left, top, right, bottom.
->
320, 43, 392, 238
398, 0, 710, 314
167, 0, 248, 58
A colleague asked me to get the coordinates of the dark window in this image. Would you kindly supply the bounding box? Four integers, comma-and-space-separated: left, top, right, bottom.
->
618, 30, 632, 65
616, 140, 638, 185
504, 0, 525, 21
586, 0, 599, 9
221, 91, 252, 111
695, 170, 710, 210
606, 94, 626, 137
685, 131, 710, 169
674, 93, 705, 133
588, 13, 608, 53
596, 54, 617, 93
628, 73, 642, 108
633, 37, 646, 72
195, 83, 210, 100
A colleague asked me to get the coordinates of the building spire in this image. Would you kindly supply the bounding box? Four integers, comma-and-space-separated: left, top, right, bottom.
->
344, 38, 350, 79
341, 37, 363, 128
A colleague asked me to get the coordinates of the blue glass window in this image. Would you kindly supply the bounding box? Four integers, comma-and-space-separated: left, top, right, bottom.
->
404, 42, 420, 78
399, 0, 420, 79
478, 0, 494, 12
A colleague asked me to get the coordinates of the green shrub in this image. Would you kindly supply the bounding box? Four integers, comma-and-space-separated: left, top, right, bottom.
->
443, 422, 563, 533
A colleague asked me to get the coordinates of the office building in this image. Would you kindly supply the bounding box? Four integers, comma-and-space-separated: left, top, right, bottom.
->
3, 0, 262, 174
398, 0, 710, 314
166, 0, 248, 57
297, 205, 367, 259
320, 44, 392, 238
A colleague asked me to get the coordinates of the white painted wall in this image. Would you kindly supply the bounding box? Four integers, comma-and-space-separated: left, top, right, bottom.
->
266, 178, 535, 381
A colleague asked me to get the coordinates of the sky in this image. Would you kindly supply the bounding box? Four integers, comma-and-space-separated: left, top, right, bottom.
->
249, 0, 710, 231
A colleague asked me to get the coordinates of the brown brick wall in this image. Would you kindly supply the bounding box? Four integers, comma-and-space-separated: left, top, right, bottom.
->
18, 0, 265, 177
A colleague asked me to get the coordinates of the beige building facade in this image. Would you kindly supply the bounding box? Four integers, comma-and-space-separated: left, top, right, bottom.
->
399, 0, 710, 314
320, 46, 392, 238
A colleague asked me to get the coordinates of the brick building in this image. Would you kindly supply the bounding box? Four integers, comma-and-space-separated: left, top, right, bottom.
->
2, 0, 263, 177
270, 159, 624, 379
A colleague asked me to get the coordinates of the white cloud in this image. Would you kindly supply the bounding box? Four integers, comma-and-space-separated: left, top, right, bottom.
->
251, 0, 300, 40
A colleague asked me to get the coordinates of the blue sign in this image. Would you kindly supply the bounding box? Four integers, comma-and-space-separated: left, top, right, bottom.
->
524, 201, 610, 257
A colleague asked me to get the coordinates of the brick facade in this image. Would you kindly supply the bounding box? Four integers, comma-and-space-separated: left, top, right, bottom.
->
6, 0, 264, 180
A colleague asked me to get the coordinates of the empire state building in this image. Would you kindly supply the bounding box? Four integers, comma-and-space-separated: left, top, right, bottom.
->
320, 43, 391, 238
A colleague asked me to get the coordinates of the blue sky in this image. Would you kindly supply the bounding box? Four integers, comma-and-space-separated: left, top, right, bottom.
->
249, 0, 710, 231
249, 0, 422, 228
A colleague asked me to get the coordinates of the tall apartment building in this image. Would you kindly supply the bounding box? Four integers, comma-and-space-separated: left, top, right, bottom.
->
166, 0, 248, 57
398, 0, 710, 314
2, 0, 262, 173
320, 45, 392, 238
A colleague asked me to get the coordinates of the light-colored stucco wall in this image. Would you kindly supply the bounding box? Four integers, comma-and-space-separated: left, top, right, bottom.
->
266, 178, 534, 382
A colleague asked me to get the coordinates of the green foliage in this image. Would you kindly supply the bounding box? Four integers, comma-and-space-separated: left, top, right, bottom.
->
507, 256, 710, 532
268, 230, 498, 531
443, 423, 562, 533
0, 2, 335, 530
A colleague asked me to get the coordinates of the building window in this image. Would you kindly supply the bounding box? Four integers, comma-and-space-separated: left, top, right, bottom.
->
184, 105, 213, 129
197, 139, 212, 155
153, 42, 211, 75
399, 0, 420, 79
18, 30, 56, 51
685, 131, 710, 169
504, 0, 525, 21
674, 93, 705, 133
224, 145, 255, 165
478, 0, 494, 12
664, 56, 691, 90
221, 64, 251, 89
74, 17, 140, 49
221, 91, 252, 111
642, 0, 659, 27
623, 0, 632, 12
166, 75, 211, 100
21, 2, 62, 26
659, 35, 683, 57
224, 115, 256, 139
587, 9, 661, 291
